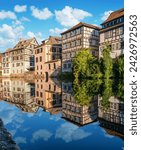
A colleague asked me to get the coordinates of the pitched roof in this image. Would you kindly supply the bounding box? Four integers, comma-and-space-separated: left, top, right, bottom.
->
61, 22, 100, 35
13, 37, 37, 50
102, 8, 124, 24
42, 36, 62, 45
5, 48, 13, 52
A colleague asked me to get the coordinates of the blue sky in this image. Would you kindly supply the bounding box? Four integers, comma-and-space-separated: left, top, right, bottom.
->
0, 0, 124, 52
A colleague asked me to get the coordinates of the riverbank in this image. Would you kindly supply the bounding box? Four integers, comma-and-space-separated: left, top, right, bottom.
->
0, 118, 19, 150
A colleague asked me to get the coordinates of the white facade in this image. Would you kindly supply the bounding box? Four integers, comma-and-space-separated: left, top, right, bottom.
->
61, 22, 100, 73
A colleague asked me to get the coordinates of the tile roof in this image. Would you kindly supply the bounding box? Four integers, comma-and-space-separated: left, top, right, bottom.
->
5, 48, 13, 52
13, 38, 36, 50
61, 22, 100, 34
102, 8, 124, 24
42, 36, 62, 45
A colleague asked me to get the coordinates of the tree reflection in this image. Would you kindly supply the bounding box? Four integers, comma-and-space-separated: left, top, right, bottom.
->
73, 78, 124, 109
100, 79, 112, 110
73, 79, 101, 106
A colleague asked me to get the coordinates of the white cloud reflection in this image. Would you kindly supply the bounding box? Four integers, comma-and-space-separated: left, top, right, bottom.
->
55, 123, 91, 143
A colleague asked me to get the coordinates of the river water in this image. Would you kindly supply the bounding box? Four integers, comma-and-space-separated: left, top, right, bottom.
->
0, 78, 124, 150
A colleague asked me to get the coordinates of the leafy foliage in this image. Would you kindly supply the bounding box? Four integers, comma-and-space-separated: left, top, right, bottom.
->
73, 79, 102, 106
101, 44, 113, 79
73, 48, 102, 79
100, 79, 113, 109
113, 54, 124, 79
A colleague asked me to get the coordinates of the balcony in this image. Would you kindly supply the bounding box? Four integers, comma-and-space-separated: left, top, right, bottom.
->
26, 66, 35, 71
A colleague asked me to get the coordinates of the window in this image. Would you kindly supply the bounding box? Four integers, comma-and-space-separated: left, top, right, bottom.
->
54, 85, 56, 91
105, 30, 112, 38
121, 42, 124, 49
49, 84, 51, 90
116, 43, 119, 50
62, 34, 66, 39
116, 28, 120, 36
76, 28, 81, 34
54, 63, 56, 69
68, 63, 71, 69
40, 56, 42, 62
36, 57, 38, 62
120, 26, 124, 35
52, 47, 56, 52
67, 43, 71, 48
41, 65, 42, 69
37, 49, 39, 54
49, 64, 51, 70
76, 40, 81, 46
63, 64, 67, 69
16, 63, 20, 67
71, 30, 76, 36
112, 44, 115, 51
40, 92, 43, 97
20, 56, 23, 60
63, 44, 66, 49
71, 41, 76, 47
91, 40, 96, 45
96, 30, 99, 36
67, 32, 70, 38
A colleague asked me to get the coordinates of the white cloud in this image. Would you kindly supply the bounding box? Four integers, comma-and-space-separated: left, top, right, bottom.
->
14, 5, 27, 13
101, 10, 113, 21
0, 10, 17, 20
27, 31, 42, 43
12, 20, 22, 25
27, 31, 36, 38
49, 27, 67, 35
30, 6, 53, 20
21, 16, 30, 22
55, 6, 92, 27
55, 123, 91, 143
0, 24, 16, 39
15, 137, 27, 144
31, 129, 52, 142
0, 24, 24, 51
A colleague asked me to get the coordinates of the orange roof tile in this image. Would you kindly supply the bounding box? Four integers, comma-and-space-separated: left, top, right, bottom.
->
102, 8, 124, 24
42, 36, 62, 45
61, 22, 100, 35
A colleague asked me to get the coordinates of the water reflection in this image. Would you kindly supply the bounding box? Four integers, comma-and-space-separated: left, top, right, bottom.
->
1, 78, 38, 113
0, 78, 124, 150
62, 82, 98, 126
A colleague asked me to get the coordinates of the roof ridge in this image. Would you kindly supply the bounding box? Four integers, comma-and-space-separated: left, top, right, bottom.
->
101, 8, 124, 24
61, 22, 100, 35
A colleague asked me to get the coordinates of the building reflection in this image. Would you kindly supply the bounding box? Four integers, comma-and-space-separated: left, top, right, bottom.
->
98, 96, 124, 138
0, 78, 124, 139
62, 82, 98, 126
1, 78, 38, 113
0, 79, 3, 100
35, 78, 62, 115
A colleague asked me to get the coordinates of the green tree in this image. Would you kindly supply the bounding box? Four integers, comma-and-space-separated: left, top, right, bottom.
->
101, 44, 113, 79
73, 48, 101, 79
112, 79, 124, 101
113, 54, 124, 79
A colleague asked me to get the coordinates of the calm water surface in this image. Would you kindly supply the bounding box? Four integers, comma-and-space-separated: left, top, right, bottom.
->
0, 78, 124, 150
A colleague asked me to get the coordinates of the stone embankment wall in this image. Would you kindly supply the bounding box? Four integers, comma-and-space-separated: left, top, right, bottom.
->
0, 118, 19, 150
